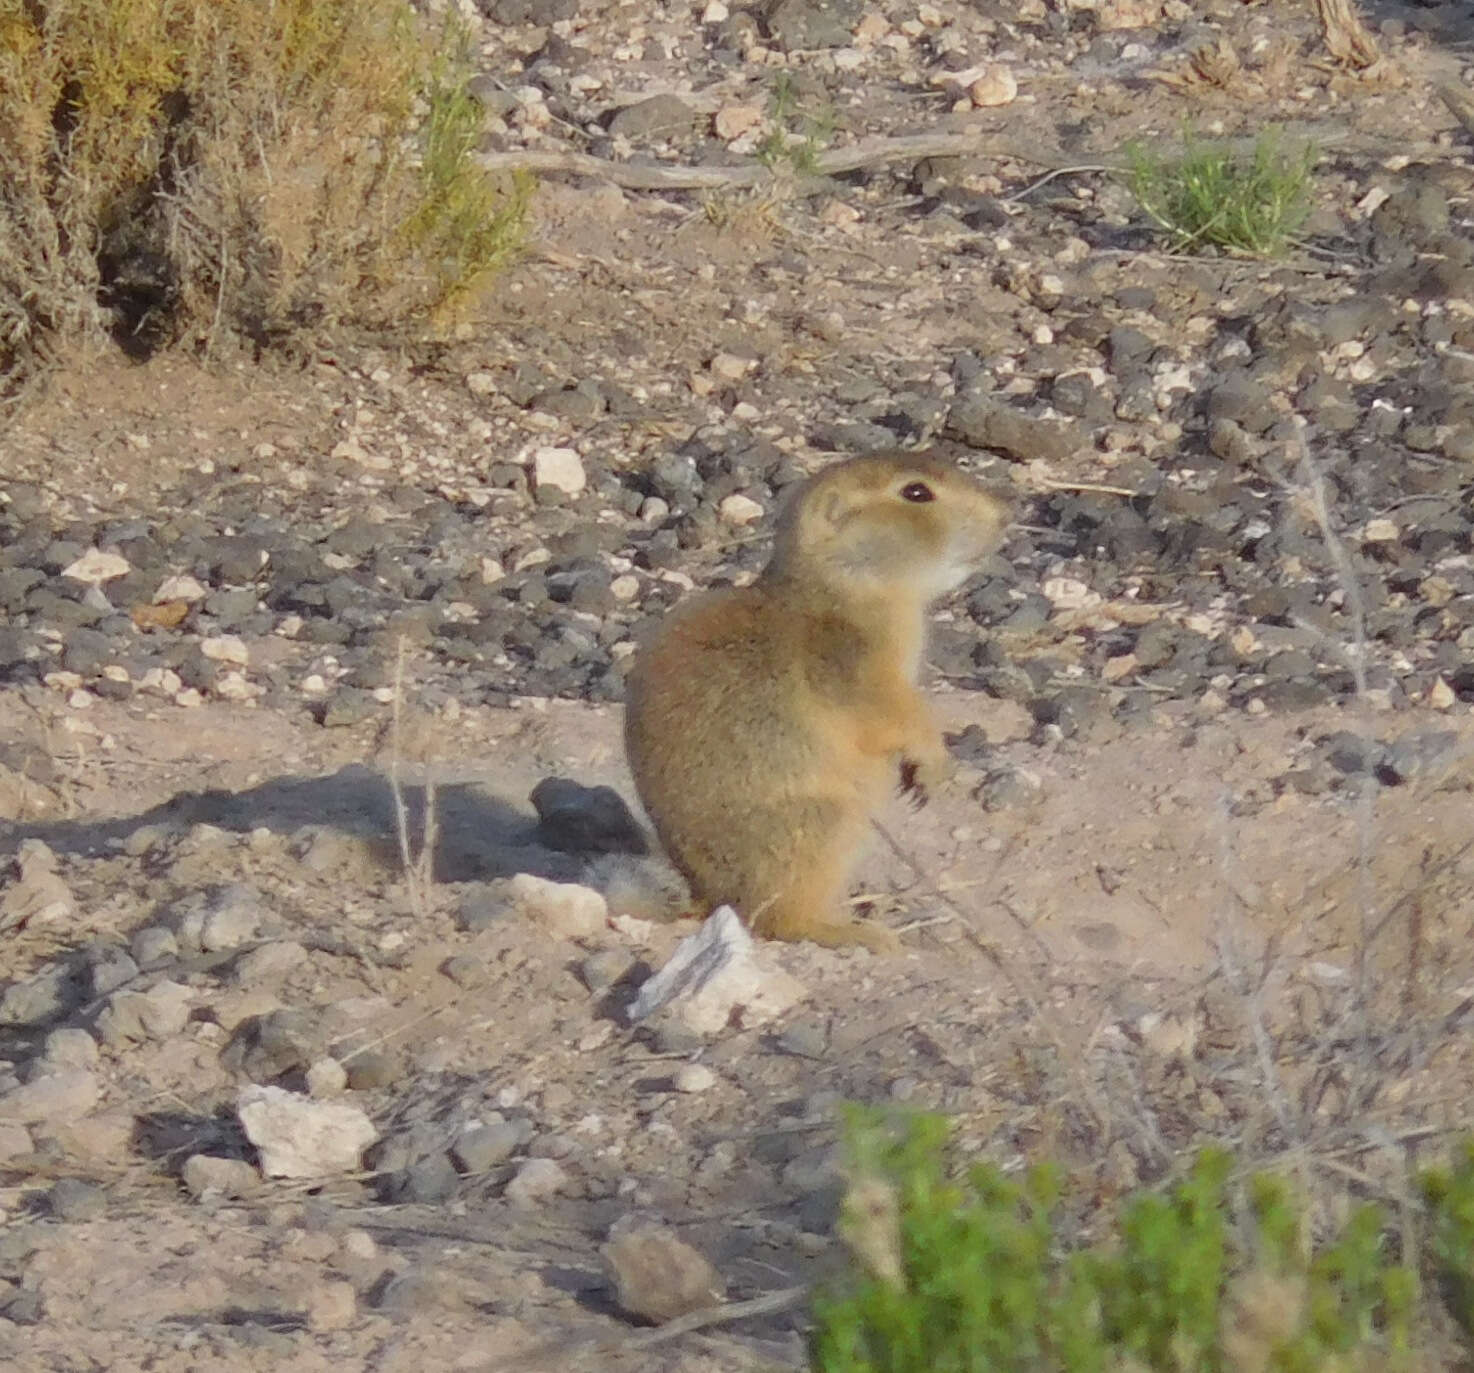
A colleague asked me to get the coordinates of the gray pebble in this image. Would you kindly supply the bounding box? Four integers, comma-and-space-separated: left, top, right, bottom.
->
775, 1022, 827, 1059
452, 1118, 521, 1173
130, 926, 179, 968
48, 1178, 106, 1222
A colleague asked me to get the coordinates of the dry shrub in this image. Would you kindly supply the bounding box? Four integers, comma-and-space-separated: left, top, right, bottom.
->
0, 0, 527, 392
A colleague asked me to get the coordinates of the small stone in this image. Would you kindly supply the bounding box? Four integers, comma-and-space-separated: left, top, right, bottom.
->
199, 634, 249, 665
342, 1050, 398, 1091
466, 371, 497, 396
1134, 1011, 1198, 1060
579, 948, 633, 993
232, 941, 306, 985
455, 885, 515, 932
506, 873, 608, 938
712, 102, 763, 141
0, 967, 75, 1027
776, 1022, 827, 1059
531, 777, 648, 855
306, 1279, 357, 1333
531, 447, 587, 497
174, 883, 263, 953
1379, 729, 1462, 787
607, 93, 695, 140
48, 1178, 106, 1222
718, 493, 764, 526
181, 1153, 260, 1200
673, 1063, 717, 1094
306, 1058, 349, 1099
154, 573, 207, 603
0, 1124, 32, 1162
1, 842, 74, 932
62, 549, 131, 584
130, 926, 178, 968
452, 1118, 521, 1173
236, 1085, 378, 1178
41, 1028, 99, 1072
505, 1157, 569, 1208
385, 1152, 460, 1204
969, 64, 1018, 107
602, 1219, 724, 1323
628, 907, 807, 1036
88, 946, 139, 999
0, 1070, 100, 1125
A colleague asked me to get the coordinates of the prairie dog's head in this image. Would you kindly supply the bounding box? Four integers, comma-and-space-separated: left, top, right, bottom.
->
768, 453, 1011, 601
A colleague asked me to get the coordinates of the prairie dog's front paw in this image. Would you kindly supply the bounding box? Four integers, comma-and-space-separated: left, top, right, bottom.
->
899, 747, 955, 809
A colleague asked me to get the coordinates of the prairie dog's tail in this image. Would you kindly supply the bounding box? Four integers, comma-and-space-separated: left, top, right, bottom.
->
582, 851, 691, 923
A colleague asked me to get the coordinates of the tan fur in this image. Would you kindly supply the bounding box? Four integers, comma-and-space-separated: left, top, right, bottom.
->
623, 452, 1011, 952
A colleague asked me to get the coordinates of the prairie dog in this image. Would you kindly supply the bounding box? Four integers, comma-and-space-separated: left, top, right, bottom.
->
623, 452, 1010, 952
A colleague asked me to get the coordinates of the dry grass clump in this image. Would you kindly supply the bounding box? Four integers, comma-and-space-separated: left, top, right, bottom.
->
0, 0, 526, 395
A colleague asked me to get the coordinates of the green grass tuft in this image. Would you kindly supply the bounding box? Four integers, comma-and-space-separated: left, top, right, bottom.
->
1124, 128, 1317, 257
810, 1106, 1470, 1372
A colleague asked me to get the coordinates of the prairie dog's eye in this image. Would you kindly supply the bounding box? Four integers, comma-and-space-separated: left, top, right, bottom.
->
900, 481, 934, 504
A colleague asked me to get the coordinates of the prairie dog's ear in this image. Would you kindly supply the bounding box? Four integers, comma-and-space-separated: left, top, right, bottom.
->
810, 487, 849, 530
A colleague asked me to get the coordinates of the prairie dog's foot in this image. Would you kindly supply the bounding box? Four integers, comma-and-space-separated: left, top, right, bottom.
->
899, 748, 955, 809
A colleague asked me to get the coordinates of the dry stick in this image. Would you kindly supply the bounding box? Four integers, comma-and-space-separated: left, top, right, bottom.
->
1293, 426, 1386, 1125
475, 131, 1078, 191
478, 1286, 809, 1370
388, 636, 437, 920
869, 820, 1111, 1134
1211, 794, 1299, 1145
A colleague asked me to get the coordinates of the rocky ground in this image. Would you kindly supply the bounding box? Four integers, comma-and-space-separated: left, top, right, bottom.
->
4, 0, 1474, 1369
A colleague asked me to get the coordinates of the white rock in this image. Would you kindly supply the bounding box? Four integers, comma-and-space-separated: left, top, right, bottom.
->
709, 351, 754, 381
610, 574, 641, 602
627, 906, 807, 1035
465, 371, 497, 396
214, 670, 254, 701
531, 446, 586, 497
237, 1085, 378, 1179
153, 574, 207, 603
507, 873, 608, 938
674, 1063, 717, 1093
0, 1070, 100, 1125
62, 548, 131, 584
718, 493, 764, 526
505, 1157, 569, 1208
701, 0, 728, 20
306, 1058, 349, 1099
200, 635, 249, 665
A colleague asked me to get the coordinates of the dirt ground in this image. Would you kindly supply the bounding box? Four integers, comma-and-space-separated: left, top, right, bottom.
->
4, 1, 1474, 1369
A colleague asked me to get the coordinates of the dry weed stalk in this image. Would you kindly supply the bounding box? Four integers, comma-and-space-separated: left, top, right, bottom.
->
388, 636, 438, 921
872, 819, 1112, 1136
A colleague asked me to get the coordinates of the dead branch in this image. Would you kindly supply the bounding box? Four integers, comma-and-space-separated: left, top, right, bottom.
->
1310, 0, 1381, 69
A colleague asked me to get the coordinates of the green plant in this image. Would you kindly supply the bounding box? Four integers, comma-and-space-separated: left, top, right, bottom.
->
810, 1108, 1449, 1373
756, 70, 835, 176
0, 0, 526, 394
1124, 128, 1316, 256
1421, 1138, 1474, 1338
